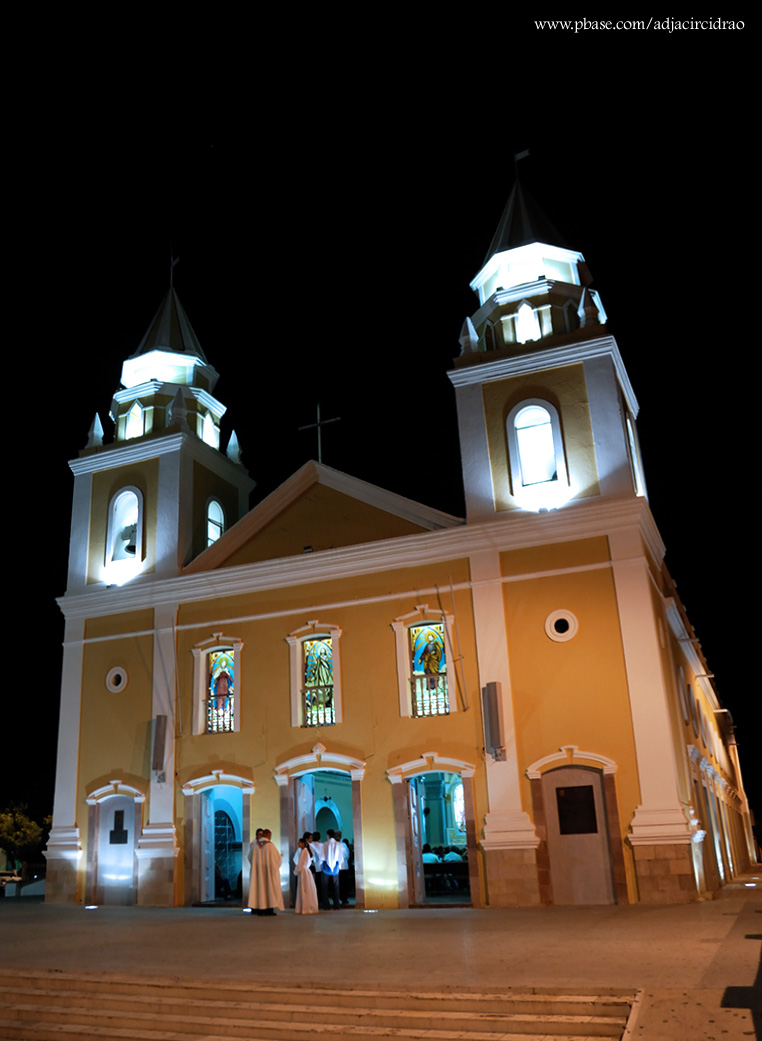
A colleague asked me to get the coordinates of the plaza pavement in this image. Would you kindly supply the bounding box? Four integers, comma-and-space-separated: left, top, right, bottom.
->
1, 873, 760, 1040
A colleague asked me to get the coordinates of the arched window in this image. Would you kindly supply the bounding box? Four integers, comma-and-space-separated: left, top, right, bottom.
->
207, 499, 225, 547
506, 399, 568, 510
286, 622, 342, 727
103, 487, 143, 585
514, 405, 556, 485
192, 635, 244, 735
125, 401, 144, 440
202, 411, 218, 448
392, 605, 457, 718
515, 302, 541, 344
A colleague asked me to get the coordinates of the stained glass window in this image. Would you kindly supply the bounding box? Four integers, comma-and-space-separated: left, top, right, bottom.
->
302, 637, 334, 727
207, 649, 235, 733
409, 623, 449, 717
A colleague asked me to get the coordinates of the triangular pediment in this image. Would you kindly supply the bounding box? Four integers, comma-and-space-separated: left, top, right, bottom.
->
184, 461, 462, 573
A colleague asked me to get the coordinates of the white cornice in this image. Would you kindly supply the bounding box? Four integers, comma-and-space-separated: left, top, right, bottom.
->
69, 432, 253, 488
448, 334, 639, 417
112, 382, 226, 419
58, 495, 662, 621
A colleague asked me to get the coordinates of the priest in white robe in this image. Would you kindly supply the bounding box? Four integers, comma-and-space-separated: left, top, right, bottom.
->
248, 829, 284, 916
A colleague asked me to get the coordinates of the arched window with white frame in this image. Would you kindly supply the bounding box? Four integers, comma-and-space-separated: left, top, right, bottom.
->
192, 634, 244, 735
103, 486, 144, 585
392, 605, 457, 718
286, 621, 342, 728
506, 399, 569, 510
207, 499, 225, 547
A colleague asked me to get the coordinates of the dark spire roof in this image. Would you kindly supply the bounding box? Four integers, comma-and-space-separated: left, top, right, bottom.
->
482, 180, 568, 267
130, 287, 209, 363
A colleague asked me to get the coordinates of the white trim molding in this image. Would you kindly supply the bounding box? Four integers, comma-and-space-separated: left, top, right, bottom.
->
387, 751, 476, 784
526, 745, 618, 779
274, 742, 366, 785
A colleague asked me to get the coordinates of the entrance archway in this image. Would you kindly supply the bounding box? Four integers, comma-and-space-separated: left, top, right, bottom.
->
526, 746, 627, 905
182, 771, 254, 906
275, 744, 366, 909
388, 754, 479, 908
85, 780, 144, 906
542, 766, 614, 905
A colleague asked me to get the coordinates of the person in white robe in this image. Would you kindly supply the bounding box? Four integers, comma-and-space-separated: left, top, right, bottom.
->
293, 838, 319, 914
248, 828, 284, 916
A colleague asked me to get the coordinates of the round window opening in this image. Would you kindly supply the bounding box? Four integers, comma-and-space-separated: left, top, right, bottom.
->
545, 610, 578, 643
106, 666, 128, 693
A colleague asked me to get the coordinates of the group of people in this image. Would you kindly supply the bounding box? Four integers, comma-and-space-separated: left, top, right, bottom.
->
247, 827, 352, 916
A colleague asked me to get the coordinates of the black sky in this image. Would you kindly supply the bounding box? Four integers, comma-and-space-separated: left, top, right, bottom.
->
6, 17, 757, 826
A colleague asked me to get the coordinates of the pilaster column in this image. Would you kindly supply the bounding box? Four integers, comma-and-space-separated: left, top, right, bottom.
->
44, 615, 85, 903
136, 603, 179, 904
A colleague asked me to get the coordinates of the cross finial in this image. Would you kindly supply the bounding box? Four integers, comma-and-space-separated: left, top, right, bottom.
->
170, 250, 179, 288
298, 403, 341, 464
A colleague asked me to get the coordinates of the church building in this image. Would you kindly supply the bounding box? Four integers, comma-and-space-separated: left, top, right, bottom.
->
45, 184, 756, 909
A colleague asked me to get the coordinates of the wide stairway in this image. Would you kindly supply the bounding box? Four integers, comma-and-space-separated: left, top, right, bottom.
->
0, 970, 635, 1040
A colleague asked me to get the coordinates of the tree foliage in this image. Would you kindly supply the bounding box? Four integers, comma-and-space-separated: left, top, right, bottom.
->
0, 805, 45, 865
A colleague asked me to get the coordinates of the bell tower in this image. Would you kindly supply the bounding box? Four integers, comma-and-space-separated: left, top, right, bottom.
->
449, 180, 646, 522
66, 286, 254, 591
45, 284, 254, 905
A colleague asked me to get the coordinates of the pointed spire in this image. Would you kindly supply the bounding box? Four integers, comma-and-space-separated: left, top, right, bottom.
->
168, 388, 189, 430
226, 430, 243, 465
130, 286, 208, 363
458, 317, 479, 355
86, 413, 104, 448
482, 180, 568, 267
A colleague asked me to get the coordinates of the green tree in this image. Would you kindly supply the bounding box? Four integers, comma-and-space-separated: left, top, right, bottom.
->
0, 806, 45, 869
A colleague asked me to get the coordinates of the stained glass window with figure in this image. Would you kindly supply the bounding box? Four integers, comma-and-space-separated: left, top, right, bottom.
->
303, 637, 334, 726
207, 649, 235, 733
409, 623, 449, 717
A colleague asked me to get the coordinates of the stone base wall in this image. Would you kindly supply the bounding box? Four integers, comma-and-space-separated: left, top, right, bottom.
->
43, 860, 80, 904
136, 856, 176, 906
483, 847, 541, 906
632, 843, 698, 903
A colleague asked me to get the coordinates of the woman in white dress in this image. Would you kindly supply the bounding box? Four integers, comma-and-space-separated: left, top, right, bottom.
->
294, 837, 319, 914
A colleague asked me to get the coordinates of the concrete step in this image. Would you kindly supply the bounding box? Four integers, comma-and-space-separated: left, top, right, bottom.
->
0, 970, 634, 1041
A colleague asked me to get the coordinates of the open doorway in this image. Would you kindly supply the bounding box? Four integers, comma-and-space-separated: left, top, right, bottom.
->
407, 772, 470, 905
198, 785, 243, 905
293, 770, 356, 906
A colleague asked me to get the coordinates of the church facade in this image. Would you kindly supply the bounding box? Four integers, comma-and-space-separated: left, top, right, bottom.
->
45, 186, 756, 909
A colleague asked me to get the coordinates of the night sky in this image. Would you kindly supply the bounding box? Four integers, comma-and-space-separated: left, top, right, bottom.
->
7, 18, 757, 834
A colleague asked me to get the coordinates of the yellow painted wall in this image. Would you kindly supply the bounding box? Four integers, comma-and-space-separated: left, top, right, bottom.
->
219, 485, 432, 567
500, 538, 641, 894
171, 555, 487, 908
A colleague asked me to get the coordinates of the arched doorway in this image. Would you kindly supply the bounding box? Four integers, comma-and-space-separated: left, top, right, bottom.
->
527, 746, 628, 906
182, 771, 254, 906
542, 765, 615, 905
276, 744, 366, 909
407, 773, 471, 905
85, 781, 144, 906
388, 754, 479, 908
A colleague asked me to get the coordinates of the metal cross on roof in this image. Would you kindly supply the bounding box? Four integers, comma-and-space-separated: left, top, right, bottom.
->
298, 403, 341, 464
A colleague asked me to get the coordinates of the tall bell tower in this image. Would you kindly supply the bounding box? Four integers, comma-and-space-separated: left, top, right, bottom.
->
450, 179, 646, 522
45, 284, 255, 904
66, 286, 254, 591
